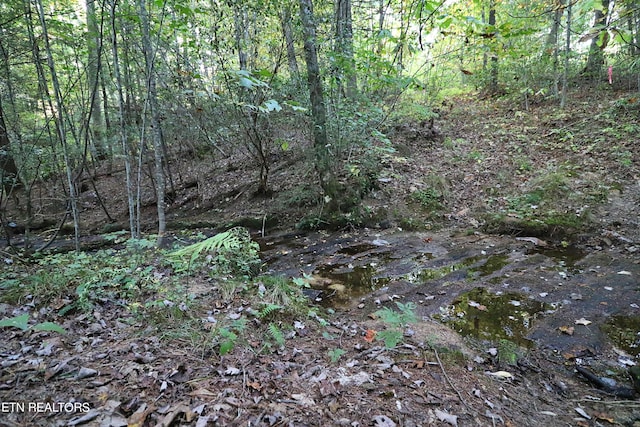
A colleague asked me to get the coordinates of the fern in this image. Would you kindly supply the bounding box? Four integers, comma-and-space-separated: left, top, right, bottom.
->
169, 228, 242, 266
167, 227, 259, 275
267, 322, 285, 346
259, 303, 283, 319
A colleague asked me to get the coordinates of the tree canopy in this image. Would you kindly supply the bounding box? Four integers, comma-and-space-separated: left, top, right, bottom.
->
1, 0, 639, 245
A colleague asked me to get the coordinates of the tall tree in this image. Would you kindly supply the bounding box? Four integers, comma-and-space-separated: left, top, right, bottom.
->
488, 0, 498, 93
86, 0, 107, 159
110, 0, 138, 238
34, 0, 81, 250
299, 0, 336, 204
583, 0, 611, 78
281, 4, 299, 77
137, 0, 167, 246
0, 97, 20, 205
335, 0, 356, 97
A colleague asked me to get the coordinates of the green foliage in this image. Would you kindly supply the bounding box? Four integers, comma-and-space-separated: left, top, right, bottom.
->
217, 318, 247, 356
410, 188, 443, 211
375, 301, 418, 349
256, 275, 308, 314
0, 247, 160, 315
0, 313, 65, 334
267, 322, 285, 347
259, 303, 283, 319
497, 339, 519, 366
327, 348, 346, 363
168, 227, 261, 277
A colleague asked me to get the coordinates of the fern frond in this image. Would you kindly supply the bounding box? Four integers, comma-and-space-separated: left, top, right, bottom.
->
259, 303, 282, 319
167, 227, 250, 269
267, 322, 285, 346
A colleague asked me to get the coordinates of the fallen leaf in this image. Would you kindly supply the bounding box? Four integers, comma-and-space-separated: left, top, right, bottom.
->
291, 393, 315, 406
468, 301, 487, 311
248, 381, 262, 391
189, 388, 217, 398
224, 366, 240, 375
486, 370, 514, 380
364, 329, 377, 343
559, 325, 574, 335
575, 407, 591, 419
372, 414, 397, 427
593, 412, 615, 423
516, 237, 547, 246
434, 409, 458, 426
575, 318, 592, 326
127, 403, 155, 427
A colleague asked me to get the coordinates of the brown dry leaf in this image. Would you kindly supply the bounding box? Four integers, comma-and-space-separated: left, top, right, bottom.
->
156, 403, 195, 426
364, 329, 377, 342
248, 381, 262, 391
559, 325, 574, 335
189, 387, 217, 398
593, 412, 615, 423
412, 360, 425, 369
127, 403, 155, 427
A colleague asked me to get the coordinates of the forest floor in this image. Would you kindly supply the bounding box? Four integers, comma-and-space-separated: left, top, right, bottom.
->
1, 87, 640, 426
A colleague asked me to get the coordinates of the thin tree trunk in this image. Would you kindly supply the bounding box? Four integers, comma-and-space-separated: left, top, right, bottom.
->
299, 0, 336, 203
561, 1, 572, 108
34, 0, 81, 250
0, 97, 20, 205
488, 0, 498, 94
281, 6, 299, 77
137, 0, 166, 246
86, 0, 106, 160
335, 0, 356, 98
234, 5, 249, 70
547, 3, 562, 97
110, 0, 138, 238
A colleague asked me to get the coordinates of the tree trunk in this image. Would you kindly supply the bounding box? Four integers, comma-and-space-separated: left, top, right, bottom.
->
335, 0, 356, 98
110, 0, 138, 238
0, 97, 20, 204
561, 1, 572, 108
281, 6, 299, 77
35, 0, 81, 250
583, 0, 610, 79
86, 0, 106, 160
234, 5, 249, 70
137, 0, 166, 246
299, 0, 336, 203
546, 3, 562, 97
488, 0, 498, 94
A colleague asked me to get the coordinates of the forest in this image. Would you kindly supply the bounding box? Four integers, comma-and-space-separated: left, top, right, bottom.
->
1, 0, 640, 425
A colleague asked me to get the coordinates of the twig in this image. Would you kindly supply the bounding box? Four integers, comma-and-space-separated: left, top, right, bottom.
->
433, 346, 474, 411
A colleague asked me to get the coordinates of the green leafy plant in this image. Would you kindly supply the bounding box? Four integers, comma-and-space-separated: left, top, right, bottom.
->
168, 227, 260, 277
267, 322, 285, 347
328, 348, 346, 363
375, 301, 418, 349
259, 303, 283, 319
410, 188, 443, 210
217, 318, 247, 356
0, 314, 65, 334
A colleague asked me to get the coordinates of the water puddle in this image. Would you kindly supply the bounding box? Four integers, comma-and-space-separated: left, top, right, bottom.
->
310, 264, 391, 306
531, 246, 586, 274
436, 287, 550, 347
411, 254, 509, 283
601, 315, 640, 357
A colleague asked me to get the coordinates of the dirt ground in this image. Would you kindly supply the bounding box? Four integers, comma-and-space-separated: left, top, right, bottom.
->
1, 88, 640, 426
